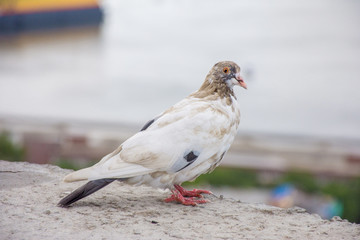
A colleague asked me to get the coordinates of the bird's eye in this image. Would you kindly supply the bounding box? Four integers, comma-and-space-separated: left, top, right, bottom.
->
223, 67, 230, 74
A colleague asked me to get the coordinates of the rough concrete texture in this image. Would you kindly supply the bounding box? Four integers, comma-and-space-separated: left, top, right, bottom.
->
0, 160, 359, 240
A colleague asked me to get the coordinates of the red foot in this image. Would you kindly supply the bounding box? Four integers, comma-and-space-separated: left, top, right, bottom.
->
164, 185, 212, 206
174, 185, 212, 198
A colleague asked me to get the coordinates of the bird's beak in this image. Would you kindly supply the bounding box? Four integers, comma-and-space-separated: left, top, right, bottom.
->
235, 73, 247, 89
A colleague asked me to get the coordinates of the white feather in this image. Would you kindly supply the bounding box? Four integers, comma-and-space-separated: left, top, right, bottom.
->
64, 85, 241, 190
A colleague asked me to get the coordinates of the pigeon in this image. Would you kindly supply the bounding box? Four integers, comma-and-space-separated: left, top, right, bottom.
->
58, 61, 247, 207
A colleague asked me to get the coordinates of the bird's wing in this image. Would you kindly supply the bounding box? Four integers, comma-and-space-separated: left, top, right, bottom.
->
64, 97, 234, 182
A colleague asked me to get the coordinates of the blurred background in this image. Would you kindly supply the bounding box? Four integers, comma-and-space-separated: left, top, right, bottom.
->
0, 0, 359, 223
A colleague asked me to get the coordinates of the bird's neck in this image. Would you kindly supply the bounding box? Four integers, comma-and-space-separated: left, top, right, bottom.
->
190, 76, 236, 105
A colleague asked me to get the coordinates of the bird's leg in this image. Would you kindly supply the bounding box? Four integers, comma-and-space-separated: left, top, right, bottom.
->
174, 184, 212, 198
164, 185, 212, 206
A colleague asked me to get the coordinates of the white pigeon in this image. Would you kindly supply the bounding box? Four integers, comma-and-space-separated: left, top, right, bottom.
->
58, 61, 247, 207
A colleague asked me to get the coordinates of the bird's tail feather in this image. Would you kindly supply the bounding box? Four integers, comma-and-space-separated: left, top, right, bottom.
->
63, 167, 93, 182
58, 178, 119, 207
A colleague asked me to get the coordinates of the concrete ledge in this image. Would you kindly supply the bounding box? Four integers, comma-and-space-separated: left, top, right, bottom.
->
0, 160, 359, 239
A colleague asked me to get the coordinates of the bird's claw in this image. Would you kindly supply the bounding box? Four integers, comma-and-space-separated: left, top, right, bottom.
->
164, 192, 209, 206
164, 185, 211, 206
174, 185, 212, 197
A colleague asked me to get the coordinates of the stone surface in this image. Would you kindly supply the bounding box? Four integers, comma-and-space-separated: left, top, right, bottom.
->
0, 160, 359, 240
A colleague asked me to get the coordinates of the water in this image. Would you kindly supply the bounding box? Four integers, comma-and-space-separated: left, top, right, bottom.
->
0, 0, 359, 139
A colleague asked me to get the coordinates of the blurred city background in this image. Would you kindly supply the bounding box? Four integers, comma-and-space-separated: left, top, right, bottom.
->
0, 0, 359, 223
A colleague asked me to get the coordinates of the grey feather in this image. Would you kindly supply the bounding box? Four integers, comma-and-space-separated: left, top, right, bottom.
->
140, 115, 162, 131
140, 119, 155, 131
58, 178, 123, 207
171, 150, 200, 172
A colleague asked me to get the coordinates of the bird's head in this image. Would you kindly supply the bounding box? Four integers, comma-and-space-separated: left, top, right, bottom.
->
207, 61, 247, 90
